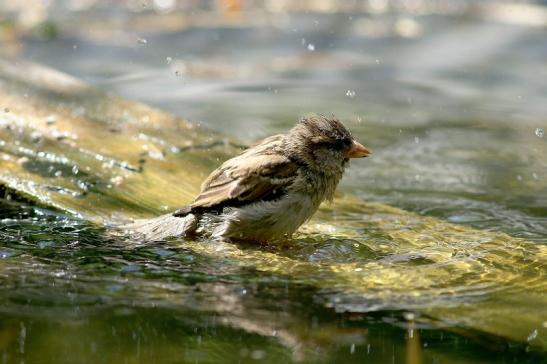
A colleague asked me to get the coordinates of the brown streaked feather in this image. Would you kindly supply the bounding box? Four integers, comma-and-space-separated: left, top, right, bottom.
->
174, 134, 298, 217
192, 154, 297, 208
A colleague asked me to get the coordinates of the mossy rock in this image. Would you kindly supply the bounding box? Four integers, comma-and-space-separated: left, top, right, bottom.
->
0, 59, 545, 350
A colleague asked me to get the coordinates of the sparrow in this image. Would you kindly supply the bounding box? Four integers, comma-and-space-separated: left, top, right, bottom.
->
122, 115, 370, 242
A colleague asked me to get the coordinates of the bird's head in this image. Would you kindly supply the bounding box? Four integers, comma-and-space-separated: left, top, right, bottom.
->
286, 115, 371, 174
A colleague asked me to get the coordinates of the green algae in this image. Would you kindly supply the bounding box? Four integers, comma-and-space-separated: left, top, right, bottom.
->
0, 59, 545, 356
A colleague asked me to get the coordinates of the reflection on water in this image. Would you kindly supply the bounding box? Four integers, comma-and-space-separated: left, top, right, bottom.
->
0, 199, 543, 363
1, 1, 547, 363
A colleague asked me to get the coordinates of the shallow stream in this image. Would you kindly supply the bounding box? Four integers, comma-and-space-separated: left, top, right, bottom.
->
0, 2, 546, 363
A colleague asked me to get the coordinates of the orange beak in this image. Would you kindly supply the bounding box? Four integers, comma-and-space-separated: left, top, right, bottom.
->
346, 140, 371, 158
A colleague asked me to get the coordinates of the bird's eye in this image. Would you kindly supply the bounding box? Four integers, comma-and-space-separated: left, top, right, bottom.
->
332, 140, 344, 150
333, 139, 351, 150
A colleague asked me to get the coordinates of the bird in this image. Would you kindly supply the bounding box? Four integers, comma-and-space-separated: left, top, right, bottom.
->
121, 115, 370, 242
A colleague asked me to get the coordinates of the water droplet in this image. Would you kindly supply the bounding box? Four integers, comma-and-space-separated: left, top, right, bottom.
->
350, 344, 355, 354
137, 38, 148, 45
414, 136, 420, 143
154, 0, 176, 12
307, 43, 315, 51
532, 172, 538, 180
535, 128, 544, 138
175, 70, 181, 77
110, 176, 124, 186
375, 59, 380, 64
404, 312, 416, 321
346, 90, 356, 98
527, 329, 538, 342
165, 57, 172, 64
357, 116, 362, 123
45, 115, 57, 125
516, 174, 522, 181
301, 37, 306, 45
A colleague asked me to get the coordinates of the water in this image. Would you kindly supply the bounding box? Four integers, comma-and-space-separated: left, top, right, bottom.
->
1, 1, 547, 363
0, 198, 543, 364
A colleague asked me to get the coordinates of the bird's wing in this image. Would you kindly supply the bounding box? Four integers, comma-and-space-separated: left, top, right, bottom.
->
174, 135, 299, 216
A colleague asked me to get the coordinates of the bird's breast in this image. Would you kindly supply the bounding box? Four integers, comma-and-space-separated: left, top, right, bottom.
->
214, 192, 319, 241
299, 170, 343, 204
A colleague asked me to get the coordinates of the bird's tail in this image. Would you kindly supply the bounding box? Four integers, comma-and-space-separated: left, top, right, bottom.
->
116, 213, 198, 241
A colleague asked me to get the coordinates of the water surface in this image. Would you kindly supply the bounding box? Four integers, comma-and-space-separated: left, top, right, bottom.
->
1, 1, 546, 363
